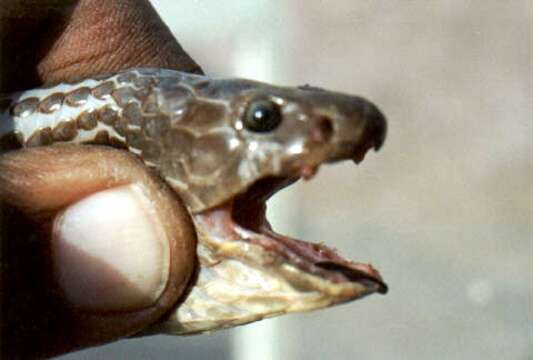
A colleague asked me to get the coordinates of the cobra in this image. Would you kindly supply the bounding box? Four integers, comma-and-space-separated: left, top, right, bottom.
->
0, 68, 387, 334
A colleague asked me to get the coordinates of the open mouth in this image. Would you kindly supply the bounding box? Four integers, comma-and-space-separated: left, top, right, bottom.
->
230, 175, 388, 295
219, 109, 389, 295
192, 106, 388, 298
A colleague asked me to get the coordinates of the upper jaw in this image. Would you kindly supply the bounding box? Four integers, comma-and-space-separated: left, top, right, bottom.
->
326, 100, 387, 165
291, 95, 387, 173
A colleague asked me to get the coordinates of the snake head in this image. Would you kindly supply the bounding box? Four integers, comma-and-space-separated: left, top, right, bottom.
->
139, 71, 388, 334
156, 76, 386, 212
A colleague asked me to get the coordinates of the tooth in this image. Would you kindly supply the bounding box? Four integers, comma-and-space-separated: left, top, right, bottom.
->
301, 165, 318, 180
352, 152, 366, 165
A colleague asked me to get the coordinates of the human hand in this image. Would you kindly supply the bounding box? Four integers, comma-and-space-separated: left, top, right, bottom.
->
0, 1, 201, 357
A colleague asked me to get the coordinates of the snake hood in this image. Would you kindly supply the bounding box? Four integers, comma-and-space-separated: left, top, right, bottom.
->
0, 68, 387, 334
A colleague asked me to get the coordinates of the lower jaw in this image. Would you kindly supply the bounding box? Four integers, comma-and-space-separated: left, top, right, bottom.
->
144, 203, 385, 336
192, 194, 387, 295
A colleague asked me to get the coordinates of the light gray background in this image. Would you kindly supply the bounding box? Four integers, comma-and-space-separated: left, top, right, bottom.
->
63, 1, 532, 359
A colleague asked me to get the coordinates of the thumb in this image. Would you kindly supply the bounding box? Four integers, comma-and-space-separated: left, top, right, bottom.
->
0, 145, 196, 358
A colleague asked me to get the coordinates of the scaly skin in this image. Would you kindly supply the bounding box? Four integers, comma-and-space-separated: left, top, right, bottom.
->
0, 68, 387, 334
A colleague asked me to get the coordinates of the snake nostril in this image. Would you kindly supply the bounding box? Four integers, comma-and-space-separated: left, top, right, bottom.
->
312, 116, 334, 143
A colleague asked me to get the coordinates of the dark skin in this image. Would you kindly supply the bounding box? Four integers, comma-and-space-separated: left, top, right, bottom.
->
0, 0, 202, 357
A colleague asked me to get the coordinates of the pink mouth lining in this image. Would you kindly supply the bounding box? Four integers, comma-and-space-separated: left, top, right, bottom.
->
196, 176, 387, 294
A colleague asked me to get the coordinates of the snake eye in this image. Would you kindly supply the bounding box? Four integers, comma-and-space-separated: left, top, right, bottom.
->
243, 100, 282, 133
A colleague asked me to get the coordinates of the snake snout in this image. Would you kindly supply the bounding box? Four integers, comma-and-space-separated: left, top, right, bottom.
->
362, 102, 387, 151
349, 101, 387, 164
362, 103, 387, 151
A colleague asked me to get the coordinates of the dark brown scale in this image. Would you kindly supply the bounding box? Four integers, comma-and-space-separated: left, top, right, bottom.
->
111, 87, 136, 106
90, 130, 110, 145
188, 133, 236, 176
116, 72, 137, 84
161, 155, 188, 179
162, 128, 194, 154
134, 87, 151, 101
11, 97, 39, 118
39, 93, 65, 113
65, 87, 91, 106
109, 136, 129, 149
143, 114, 170, 138
133, 76, 155, 88
178, 100, 226, 132
124, 129, 144, 149
141, 93, 159, 114
26, 127, 53, 147
122, 102, 144, 126
76, 111, 98, 130
91, 81, 115, 99
159, 85, 192, 115
114, 117, 130, 137
99, 106, 118, 125
140, 140, 162, 162
52, 120, 78, 141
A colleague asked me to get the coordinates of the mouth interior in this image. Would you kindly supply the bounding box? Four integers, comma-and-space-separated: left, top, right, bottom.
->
231, 176, 388, 294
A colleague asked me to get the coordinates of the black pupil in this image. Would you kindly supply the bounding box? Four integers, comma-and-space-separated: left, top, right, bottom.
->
244, 100, 282, 132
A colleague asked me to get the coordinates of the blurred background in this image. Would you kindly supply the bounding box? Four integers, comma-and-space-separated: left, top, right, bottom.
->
63, 1, 532, 359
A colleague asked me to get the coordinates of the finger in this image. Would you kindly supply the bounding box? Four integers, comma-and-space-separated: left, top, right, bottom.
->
0, 145, 196, 358
0, 0, 203, 92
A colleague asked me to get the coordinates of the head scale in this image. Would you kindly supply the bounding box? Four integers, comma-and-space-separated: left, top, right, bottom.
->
137, 73, 386, 212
